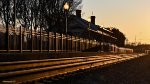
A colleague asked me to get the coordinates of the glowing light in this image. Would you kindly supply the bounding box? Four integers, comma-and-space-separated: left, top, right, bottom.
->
64, 2, 69, 10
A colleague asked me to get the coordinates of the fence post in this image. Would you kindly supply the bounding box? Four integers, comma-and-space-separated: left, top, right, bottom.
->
86, 39, 88, 49
13, 28, 16, 50
61, 33, 63, 52
75, 36, 76, 52
50, 32, 52, 52
31, 26, 32, 52
54, 32, 56, 52
79, 37, 81, 51
71, 35, 72, 52
84, 39, 85, 50
84, 39, 86, 50
40, 27, 42, 53
77, 37, 79, 51
82, 38, 84, 51
66, 34, 67, 52
48, 32, 50, 52
6, 24, 9, 52
20, 26, 22, 53
89, 38, 90, 49
68, 35, 70, 52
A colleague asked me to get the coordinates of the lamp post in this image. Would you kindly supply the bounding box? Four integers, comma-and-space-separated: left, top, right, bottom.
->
64, 2, 69, 52
87, 18, 91, 49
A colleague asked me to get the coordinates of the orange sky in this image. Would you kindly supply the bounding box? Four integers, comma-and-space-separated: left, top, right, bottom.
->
82, 0, 150, 44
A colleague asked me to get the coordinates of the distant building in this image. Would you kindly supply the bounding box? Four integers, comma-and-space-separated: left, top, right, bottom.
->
68, 10, 117, 44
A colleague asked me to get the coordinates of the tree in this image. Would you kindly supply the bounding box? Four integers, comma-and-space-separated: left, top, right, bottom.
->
40, 0, 82, 33
112, 28, 126, 47
17, 0, 82, 32
0, 0, 82, 31
0, 0, 14, 51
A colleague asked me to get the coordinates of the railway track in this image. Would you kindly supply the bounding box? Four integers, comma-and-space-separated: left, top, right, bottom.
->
0, 54, 145, 84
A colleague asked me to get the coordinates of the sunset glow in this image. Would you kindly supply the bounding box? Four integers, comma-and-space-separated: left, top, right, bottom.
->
82, 0, 150, 44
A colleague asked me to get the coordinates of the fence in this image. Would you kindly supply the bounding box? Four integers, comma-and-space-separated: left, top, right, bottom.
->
0, 26, 101, 53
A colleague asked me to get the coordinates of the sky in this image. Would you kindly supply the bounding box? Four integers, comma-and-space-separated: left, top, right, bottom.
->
82, 0, 150, 44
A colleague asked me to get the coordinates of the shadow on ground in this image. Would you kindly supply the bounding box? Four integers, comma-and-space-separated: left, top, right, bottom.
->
51, 55, 150, 84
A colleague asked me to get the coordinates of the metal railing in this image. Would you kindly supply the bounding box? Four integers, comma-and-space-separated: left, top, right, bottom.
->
0, 27, 100, 53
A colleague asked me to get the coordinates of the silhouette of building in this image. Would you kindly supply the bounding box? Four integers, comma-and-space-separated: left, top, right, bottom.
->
68, 10, 117, 44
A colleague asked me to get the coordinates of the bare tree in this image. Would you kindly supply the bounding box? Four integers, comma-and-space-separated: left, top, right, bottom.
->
0, 0, 82, 34
15, 0, 82, 32
0, 0, 13, 51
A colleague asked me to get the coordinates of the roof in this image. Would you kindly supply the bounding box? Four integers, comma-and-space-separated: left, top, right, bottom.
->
68, 16, 117, 42
69, 15, 99, 31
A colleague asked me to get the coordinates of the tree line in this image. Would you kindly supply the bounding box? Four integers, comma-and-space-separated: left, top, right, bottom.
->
0, 0, 82, 33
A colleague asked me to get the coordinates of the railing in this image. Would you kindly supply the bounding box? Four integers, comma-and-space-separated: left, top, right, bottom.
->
0, 27, 101, 53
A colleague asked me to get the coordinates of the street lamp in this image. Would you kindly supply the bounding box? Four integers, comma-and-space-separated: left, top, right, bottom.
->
64, 2, 69, 52
64, 2, 69, 10
64, 2, 69, 34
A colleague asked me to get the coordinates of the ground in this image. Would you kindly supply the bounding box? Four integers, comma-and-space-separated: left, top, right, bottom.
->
51, 55, 150, 84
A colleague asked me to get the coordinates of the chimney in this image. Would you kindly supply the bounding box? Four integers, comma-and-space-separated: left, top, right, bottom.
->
76, 10, 81, 18
91, 16, 96, 25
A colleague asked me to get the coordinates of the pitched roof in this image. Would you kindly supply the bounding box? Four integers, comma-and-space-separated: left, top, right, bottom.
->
72, 16, 99, 31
